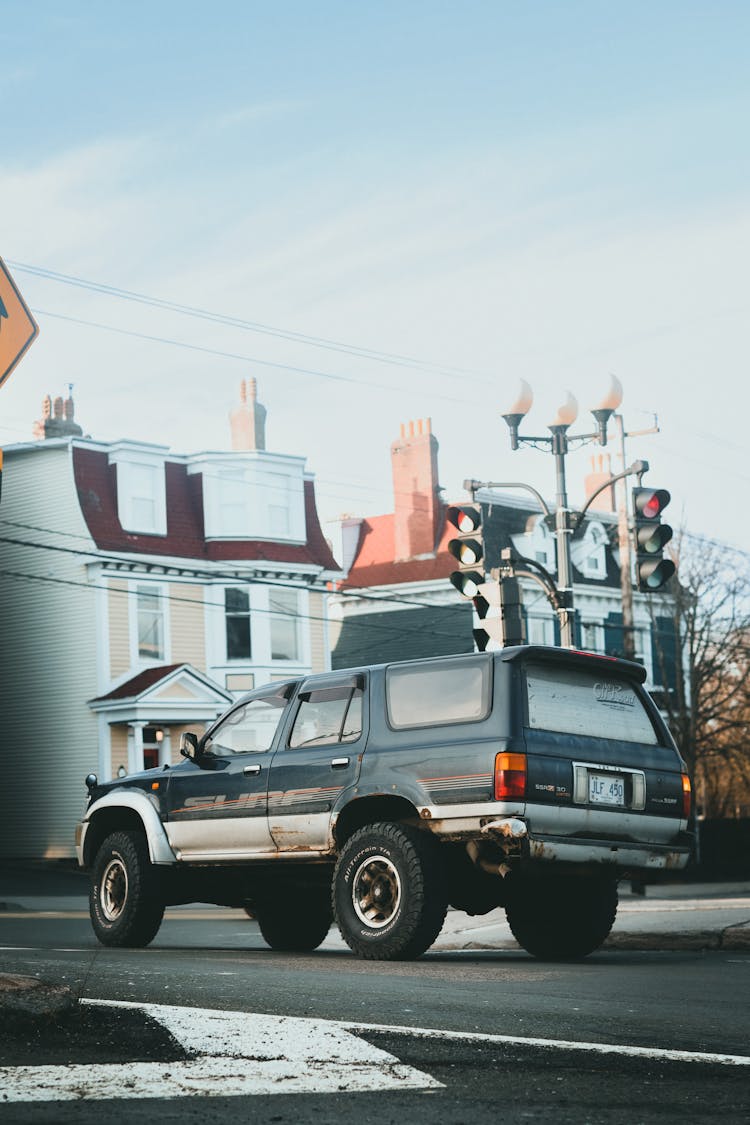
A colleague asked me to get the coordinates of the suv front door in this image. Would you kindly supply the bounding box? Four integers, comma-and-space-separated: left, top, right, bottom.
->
164, 684, 296, 860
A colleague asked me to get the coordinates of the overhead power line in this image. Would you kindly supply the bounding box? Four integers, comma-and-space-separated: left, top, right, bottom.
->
0, 565, 467, 648
31, 308, 472, 406
10, 259, 491, 383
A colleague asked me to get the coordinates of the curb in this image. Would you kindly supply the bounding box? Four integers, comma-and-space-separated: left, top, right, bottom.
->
0, 974, 78, 1029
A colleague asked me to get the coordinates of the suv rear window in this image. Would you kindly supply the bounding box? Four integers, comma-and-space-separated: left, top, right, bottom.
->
386, 655, 491, 730
525, 662, 658, 744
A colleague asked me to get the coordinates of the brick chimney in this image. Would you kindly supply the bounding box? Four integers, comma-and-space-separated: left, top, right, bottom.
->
391, 418, 442, 561
584, 454, 616, 513
230, 377, 267, 451
32, 387, 83, 439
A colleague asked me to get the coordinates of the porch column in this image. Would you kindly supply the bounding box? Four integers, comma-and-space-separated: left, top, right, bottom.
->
128, 721, 147, 774
158, 728, 171, 768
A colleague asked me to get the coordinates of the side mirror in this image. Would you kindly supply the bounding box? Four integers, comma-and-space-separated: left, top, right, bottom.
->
179, 731, 200, 760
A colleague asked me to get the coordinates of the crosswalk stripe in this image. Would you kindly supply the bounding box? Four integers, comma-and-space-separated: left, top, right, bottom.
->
0, 1001, 442, 1102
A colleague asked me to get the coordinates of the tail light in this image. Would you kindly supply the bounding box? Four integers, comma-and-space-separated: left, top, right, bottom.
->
495, 752, 526, 800
681, 773, 692, 819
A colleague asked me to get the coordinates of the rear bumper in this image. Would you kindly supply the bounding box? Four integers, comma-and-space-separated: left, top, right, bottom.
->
525, 832, 692, 871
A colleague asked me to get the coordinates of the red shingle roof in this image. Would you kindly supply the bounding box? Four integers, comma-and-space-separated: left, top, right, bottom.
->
343, 512, 454, 589
91, 664, 184, 702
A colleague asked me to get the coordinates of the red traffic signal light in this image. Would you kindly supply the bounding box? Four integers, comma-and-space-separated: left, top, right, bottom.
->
446, 504, 481, 535
633, 488, 671, 522
447, 504, 484, 600
632, 487, 675, 592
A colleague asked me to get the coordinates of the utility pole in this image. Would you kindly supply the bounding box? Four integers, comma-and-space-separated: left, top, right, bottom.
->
615, 414, 637, 660
613, 412, 659, 660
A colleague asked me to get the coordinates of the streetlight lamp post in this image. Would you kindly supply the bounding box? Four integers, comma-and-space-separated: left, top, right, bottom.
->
500, 376, 624, 648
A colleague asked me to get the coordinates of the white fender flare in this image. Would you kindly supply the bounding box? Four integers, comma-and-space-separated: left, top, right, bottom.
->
78, 788, 177, 866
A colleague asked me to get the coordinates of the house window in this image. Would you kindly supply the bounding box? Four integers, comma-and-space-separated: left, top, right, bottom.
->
582, 522, 607, 578
225, 588, 252, 660
527, 616, 551, 646
137, 585, 164, 660
267, 473, 290, 536
270, 588, 300, 661
129, 464, 159, 531
109, 444, 168, 535
218, 470, 249, 536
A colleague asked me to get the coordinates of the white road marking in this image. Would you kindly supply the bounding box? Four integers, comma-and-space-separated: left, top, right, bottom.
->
342, 1018, 750, 1068
2, 997, 749, 1105
0, 1000, 442, 1102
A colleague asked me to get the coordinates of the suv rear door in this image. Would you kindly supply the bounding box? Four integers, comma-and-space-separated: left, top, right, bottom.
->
268, 673, 367, 851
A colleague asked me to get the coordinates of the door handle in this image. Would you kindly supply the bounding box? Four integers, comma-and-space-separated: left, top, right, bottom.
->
331, 757, 350, 769
243, 763, 262, 776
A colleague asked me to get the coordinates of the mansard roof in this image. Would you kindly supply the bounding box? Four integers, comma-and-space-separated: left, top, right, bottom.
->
71, 444, 339, 571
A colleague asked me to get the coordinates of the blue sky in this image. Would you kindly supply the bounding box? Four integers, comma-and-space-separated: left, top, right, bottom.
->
1, 1, 749, 551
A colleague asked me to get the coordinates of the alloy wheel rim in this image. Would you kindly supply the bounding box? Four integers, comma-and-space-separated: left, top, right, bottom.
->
352, 854, 401, 928
100, 856, 128, 921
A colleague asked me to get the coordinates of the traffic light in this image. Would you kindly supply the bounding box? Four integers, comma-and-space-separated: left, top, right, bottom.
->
447, 504, 484, 598
473, 576, 526, 651
632, 487, 676, 592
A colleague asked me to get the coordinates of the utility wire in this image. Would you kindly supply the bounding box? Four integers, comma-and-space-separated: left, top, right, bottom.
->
11, 259, 491, 382
0, 533, 469, 633
31, 308, 471, 406
0, 565, 468, 647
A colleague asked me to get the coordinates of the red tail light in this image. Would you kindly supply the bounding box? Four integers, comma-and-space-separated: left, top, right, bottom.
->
681, 773, 692, 819
495, 752, 526, 800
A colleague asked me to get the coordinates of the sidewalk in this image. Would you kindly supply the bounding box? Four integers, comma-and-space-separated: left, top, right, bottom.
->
428, 883, 750, 953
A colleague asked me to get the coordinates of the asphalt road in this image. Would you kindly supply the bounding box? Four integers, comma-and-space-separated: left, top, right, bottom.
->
1, 868, 749, 1122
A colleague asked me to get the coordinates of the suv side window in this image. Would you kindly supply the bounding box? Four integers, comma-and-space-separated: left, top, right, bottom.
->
203, 691, 290, 756
386, 655, 492, 729
289, 685, 363, 749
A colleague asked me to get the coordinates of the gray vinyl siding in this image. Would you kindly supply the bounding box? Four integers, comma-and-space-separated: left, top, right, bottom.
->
308, 591, 328, 673
331, 604, 474, 669
0, 443, 99, 859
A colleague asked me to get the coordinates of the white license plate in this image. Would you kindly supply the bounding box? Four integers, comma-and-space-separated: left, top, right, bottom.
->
589, 773, 625, 806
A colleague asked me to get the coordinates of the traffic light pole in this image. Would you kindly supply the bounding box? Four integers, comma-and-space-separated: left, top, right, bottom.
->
550, 426, 575, 648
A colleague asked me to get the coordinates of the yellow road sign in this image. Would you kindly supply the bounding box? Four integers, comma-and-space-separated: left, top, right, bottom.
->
0, 257, 39, 389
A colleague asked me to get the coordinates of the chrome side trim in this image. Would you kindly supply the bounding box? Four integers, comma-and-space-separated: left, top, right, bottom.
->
81, 789, 177, 866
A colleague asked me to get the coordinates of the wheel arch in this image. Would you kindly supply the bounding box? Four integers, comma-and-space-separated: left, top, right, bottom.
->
82, 790, 176, 868
333, 794, 422, 848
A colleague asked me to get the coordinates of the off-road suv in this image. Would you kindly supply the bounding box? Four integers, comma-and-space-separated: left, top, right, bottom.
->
76, 646, 693, 960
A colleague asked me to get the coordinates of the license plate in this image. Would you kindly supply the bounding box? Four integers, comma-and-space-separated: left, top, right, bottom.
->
589, 773, 625, 806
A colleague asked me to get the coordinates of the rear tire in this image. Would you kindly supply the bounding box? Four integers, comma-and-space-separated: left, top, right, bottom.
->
333, 822, 447, 961
89, 830, 165, 948
257, 891, 332, 952
505, 871, 618, 960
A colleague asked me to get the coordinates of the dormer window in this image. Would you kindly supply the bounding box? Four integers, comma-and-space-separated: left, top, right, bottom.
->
581, 521, 608, 579
512, 516, 556, 574
108, 441, 168, 536
188, 452, 307, 542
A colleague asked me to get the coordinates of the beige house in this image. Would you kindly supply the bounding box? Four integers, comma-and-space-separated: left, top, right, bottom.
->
0, 381, 341, 859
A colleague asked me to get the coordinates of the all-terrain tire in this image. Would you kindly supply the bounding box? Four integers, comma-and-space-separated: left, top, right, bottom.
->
505, 872, 618, 960
257, 892, 333, 952
333, 822, 447, 961
89, 830, 165, 948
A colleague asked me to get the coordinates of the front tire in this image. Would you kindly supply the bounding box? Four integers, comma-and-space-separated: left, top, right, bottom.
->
333, 822, 447, 961
89, 830, 165, 948
505, 871, 618, 960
